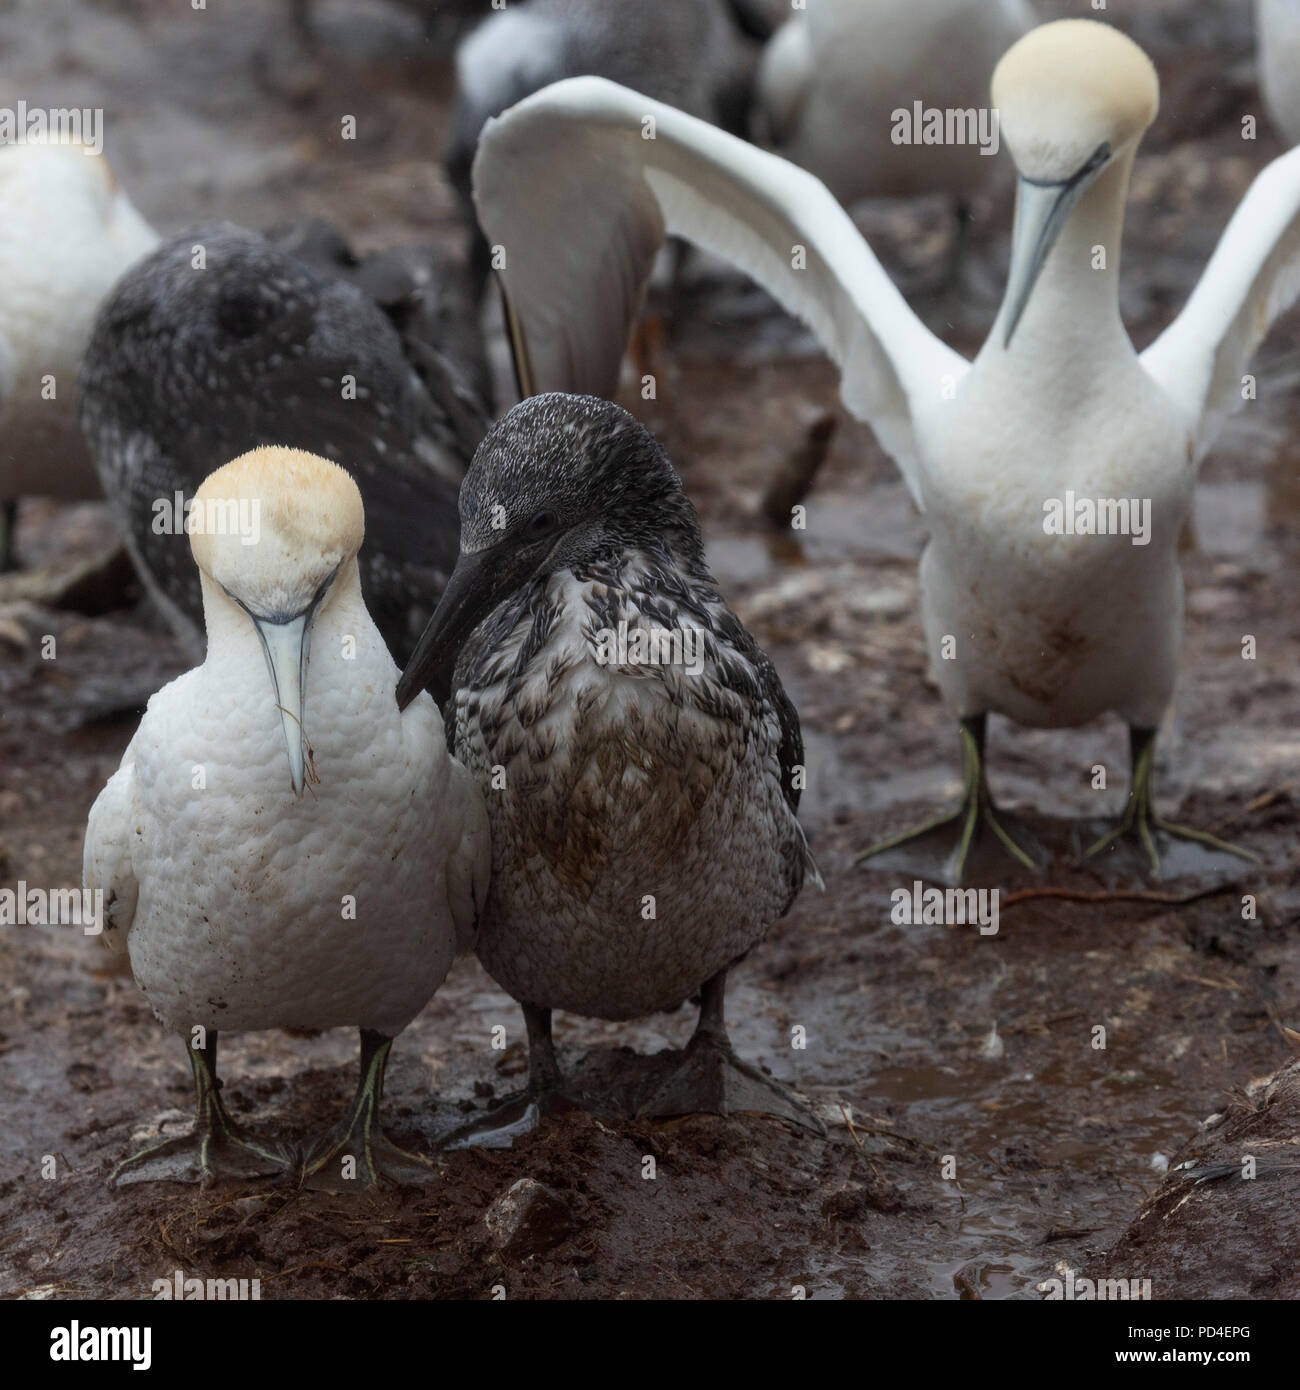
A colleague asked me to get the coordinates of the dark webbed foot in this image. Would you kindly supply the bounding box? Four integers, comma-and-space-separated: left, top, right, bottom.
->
440, 1089, 584, 1151
1079, 727, 1257, 880
636, 971, 825, 1134
856, 716, 1046, 885
439, 1004, 583, 1151
302, 1030, 435, 1189
112, 1033, 294, 1187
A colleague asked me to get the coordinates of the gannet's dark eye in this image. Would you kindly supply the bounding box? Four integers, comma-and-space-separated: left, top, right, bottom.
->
526, 509, 557, 536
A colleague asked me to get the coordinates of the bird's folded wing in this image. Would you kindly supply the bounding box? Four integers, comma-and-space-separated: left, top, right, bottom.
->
473, 75, 967, 507
83, 754, 141, 956
1140, 144, 1300, 457
446, 767, 491, 957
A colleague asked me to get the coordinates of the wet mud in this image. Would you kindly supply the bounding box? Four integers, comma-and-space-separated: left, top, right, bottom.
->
0, 0, 1297, 1300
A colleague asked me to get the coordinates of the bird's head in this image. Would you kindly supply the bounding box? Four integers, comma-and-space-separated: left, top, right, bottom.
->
992, 19, 1158, 344
396, 393, 700, 709
191, 447, 365, 798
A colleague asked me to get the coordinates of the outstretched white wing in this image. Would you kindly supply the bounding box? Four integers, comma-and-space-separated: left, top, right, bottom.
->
1141, 144, 1300, 457
472, 76, 968, 507
83, 738, 142, 957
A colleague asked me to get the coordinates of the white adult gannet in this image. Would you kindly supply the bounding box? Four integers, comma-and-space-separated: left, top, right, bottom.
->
470, 18, 1300, 882
1257, 0, 1300, 146
84, 448, 489, 1185
0, 141, 158, 566
756, 0, 1034, 207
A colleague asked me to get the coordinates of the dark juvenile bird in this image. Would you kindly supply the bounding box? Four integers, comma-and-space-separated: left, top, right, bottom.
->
80, 222, 489, 665
267, 217, 493, 434
398, 394, 822, 1135
445, 0, 758, 297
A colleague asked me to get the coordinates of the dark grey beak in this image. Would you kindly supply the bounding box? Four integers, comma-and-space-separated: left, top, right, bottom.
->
396, 542, 539, 711
1001, 144, 1111, 348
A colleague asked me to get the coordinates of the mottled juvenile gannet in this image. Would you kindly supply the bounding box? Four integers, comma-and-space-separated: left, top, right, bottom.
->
446, 0, 756, 296
756, 0, 1034, 207
1257, 0, 1300, 147
397, 395, 821, 1132
84, 448, 489, 1185
468, 20, 1300, 881
80, 225, 488, 666
0, 141, 158, 567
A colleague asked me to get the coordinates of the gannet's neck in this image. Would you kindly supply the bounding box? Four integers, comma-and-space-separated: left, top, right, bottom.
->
983, 149, 1137, 376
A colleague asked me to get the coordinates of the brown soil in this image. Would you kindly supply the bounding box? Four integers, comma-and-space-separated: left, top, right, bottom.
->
0, 0, 1296, 1301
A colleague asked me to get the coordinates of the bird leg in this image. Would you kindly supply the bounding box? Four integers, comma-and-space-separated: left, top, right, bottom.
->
855, 714, 1044, 885
111, 1032, 293, 1187
439, 1003, 583, 1150
938, 198, 976, 292
302, 1029, 435, 1189
636, 969, 824, 1133
522, 1001, 563, 1094
1079, 726, 1257, 879
0, 500, 17, 573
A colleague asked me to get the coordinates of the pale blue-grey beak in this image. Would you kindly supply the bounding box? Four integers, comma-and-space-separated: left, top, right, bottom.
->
253, 613, 312, 798
1002, 144, 1111, 348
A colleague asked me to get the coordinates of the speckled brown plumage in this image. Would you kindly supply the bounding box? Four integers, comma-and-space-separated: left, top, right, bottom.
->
443, 395, 817, 1022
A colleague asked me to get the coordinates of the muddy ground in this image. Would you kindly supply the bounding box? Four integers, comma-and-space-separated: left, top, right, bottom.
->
0, 0, 1297, 1301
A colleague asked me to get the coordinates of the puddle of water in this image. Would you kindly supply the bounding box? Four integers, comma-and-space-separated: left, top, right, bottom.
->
868, 1055, 1198, 1298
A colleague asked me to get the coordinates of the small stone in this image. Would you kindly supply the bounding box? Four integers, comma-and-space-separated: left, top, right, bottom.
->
484, 1178, 574, 1258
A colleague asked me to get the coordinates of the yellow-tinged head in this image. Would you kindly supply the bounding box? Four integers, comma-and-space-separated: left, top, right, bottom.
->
191, 446, 364, 620
993, 19, 1158, 183
191, 448, 366, 799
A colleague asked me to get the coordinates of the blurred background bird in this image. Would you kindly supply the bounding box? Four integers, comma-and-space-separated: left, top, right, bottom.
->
754, 0, 1035, 269
444, 0, 760, 300
80, 223, 487, 667
0, 141, 157, 573
1256, 0, 1300, 147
